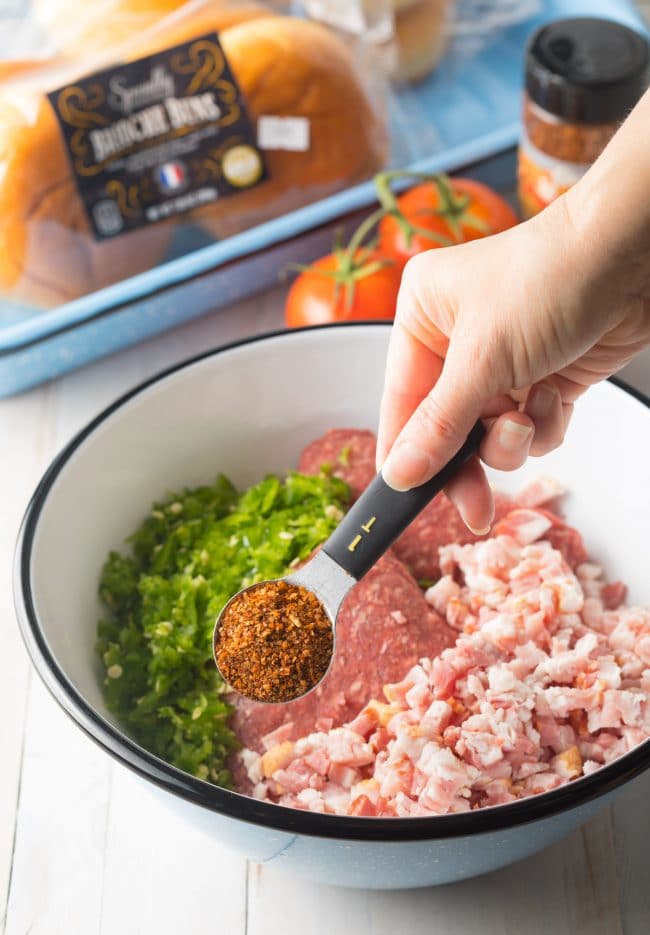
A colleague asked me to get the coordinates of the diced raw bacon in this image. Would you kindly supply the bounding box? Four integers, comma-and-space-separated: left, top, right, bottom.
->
515, 761, 548, 779
240, 748, 263, 785
483, 778, 518, 806
420, 699, 452, 736
348, 794, 378, 817
458, 730, 504, 769
551, 746, 582, 779
261, 723, 295, 751
535, 716, 577, 754
328, 763, 359, 788
544, 686, 603, 717
587, 689, 646, 732
239, 496, 649, 817
601, 581, 628, 610
404, 681, 432, 714
515, 476, 567, 509
493, 509, 553, 546
597, 656, 622, 689
260, 741, 294, 777
425, 575, 461, 616
523, 772, 564, 795
315, 716, 334, 733
347, 710, 378, 739
295, 788, 326, 812
534, 633, 597, 684
305, 747, 330, 776
582, 759, 601, 776
273, 759, 314, 794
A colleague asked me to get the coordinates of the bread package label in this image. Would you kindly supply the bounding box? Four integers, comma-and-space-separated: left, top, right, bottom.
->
257, 116, 311, 152
47, 33, 267, 239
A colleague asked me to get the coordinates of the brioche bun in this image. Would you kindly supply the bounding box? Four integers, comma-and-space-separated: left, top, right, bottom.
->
0, 60, 59, 83
0, 90, 174, 307
193, 16, 388, 239
386, 0, 421, 12
392, 0, 451, 84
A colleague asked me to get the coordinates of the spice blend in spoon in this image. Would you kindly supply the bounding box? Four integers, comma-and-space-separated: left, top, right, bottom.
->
215, 580, 334, 703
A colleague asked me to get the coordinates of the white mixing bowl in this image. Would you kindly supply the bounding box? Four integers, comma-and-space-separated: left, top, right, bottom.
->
14, 323, 650, 888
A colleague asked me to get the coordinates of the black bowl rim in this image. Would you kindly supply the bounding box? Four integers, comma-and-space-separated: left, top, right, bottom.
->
13, 321, 650, 843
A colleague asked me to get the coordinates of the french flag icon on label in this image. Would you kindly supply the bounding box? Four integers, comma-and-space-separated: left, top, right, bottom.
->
155, 160, 187, 194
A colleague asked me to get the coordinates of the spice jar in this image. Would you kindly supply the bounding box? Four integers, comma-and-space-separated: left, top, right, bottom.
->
518, 17, 649, 218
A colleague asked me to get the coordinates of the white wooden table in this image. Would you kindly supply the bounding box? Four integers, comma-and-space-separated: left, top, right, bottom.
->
1, 291, 649, 935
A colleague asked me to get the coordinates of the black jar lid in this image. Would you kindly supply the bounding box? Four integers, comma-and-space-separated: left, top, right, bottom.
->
526, 17, 649, 124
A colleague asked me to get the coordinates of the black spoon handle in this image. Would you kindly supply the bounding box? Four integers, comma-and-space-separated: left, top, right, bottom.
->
322, 421, 485, 581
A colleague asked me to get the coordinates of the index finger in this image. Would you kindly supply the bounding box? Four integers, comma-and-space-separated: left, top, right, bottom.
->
376, 320, 445, 469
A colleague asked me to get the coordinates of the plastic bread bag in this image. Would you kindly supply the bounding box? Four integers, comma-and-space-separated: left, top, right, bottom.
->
31, 0, 253, 57
302, 0, 456, 84
1, 0, 388, 308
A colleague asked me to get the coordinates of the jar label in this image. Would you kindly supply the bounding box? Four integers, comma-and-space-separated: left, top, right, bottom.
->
48, 33, 267, 240
518, 135, 589, 218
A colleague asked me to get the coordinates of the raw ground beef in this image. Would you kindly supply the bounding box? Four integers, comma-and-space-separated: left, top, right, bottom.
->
229, 550, 455, 787
298, 429, 377, 501
298, 428, 586, 579
244, 506, 649, 816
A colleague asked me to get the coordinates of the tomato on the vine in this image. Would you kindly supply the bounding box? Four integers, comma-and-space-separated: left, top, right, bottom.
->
377, 174, 519, 266
285, 247, 401, 328
284, 173, 518, 327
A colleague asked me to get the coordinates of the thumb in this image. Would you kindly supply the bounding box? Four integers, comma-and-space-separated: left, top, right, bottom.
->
381, 342, 485, 492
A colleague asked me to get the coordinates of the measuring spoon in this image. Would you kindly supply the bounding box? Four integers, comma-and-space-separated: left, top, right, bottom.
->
214, 421, 485, 703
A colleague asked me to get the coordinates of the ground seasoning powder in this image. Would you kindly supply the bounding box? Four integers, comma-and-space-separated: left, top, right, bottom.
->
215, 580, 333, 703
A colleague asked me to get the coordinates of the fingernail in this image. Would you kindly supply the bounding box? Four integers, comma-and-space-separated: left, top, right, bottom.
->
382, 442, 434, 492
498, 419, 533, 452
527, 384, 556, 419
458, 505, 494, 537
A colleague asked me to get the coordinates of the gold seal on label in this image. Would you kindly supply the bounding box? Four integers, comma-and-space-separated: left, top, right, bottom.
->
221, 144, 263, 188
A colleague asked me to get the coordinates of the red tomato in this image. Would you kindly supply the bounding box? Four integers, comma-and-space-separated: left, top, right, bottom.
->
378, 176, 519, 266
285, 249, 401, 328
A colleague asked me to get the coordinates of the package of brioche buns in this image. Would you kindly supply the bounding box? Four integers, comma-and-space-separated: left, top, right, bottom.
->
1, 0, 388, 309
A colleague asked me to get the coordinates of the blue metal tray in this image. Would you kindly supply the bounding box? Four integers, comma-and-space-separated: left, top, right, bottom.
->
0, 0, 645, 396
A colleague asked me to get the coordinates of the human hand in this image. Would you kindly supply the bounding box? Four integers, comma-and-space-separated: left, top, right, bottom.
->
377, 151, 650, 533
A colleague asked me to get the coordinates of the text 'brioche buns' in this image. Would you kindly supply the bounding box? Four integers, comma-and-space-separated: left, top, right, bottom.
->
193, 16, 388, 239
